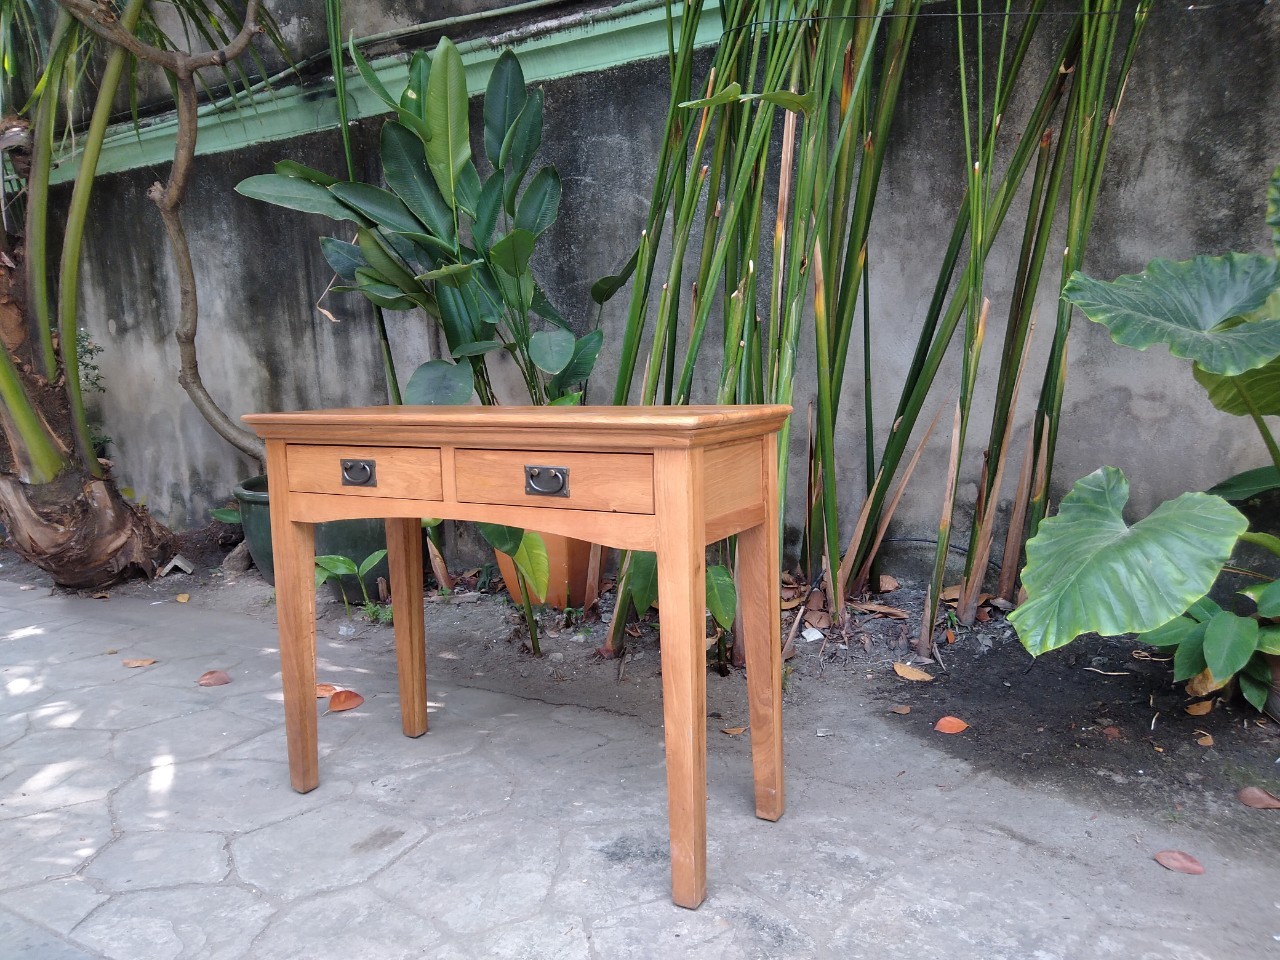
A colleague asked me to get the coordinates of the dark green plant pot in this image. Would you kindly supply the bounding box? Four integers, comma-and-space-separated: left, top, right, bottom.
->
232, 475, 391, 597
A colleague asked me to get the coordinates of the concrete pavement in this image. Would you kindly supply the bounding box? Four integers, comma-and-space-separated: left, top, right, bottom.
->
1, 578, 1277, 959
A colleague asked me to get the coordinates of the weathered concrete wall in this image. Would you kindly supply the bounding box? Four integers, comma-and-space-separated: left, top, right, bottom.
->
67, 1, 1279, 570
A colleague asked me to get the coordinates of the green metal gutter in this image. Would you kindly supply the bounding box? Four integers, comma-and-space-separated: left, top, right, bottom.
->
50, 0, 726, 185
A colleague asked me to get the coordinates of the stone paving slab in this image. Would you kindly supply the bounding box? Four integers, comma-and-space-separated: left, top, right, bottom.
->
1, 579, 1277, 959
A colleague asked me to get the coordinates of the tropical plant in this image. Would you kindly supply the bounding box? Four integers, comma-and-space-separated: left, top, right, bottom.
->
315, 547, 388, 618
0, 0, 286, 587
1009, 167, 1280, 711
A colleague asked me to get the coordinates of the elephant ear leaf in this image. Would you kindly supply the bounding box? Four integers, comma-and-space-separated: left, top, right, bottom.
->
1062, 253, 1280, 376
1192, 354, 1280, 416
1008, 467, 1248, 657
1267, 163, 1280, 257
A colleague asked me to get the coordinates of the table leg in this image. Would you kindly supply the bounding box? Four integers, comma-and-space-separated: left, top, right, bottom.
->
386, 517, 427, 737
737, 436, 784, 820
655, 448, 708, 909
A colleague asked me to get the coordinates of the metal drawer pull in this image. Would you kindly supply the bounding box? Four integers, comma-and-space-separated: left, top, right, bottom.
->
525, 465, 569, 497
340, 459, 377, 487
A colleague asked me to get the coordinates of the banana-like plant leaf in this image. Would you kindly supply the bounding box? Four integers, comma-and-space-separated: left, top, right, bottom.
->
677, 81, 742, 110
550, 329, 603, 394
381, 122, 455, 244
515, 166, 561, 237
1173, 625, 1209, 682
532, 285, 569, 328
1253, 579, 1280, 618
404, 359, 473, 405
528, 328, 574, 375
394, 230, 456, 262
1260, 627, 1280, 655
1208, 465, 1280, 501
590, 248, 639, 305
1239, 655, 1273, 712
273, 160, 338, 186
357, 228, 418, 294
456, 162, 482, 217
425, 37, 471, 211
1193, 353, 1280, 416
1242, 531, 1280, 558
358, 549, 389, 579
1204, 610, 1259, 681
489, 229, 536, 277
354, 268, 416, 309
210, 507, 241, 524
1268, 163, 1280, 257
742, 88, 819, 114
1008, 467, 1249, 656
477, 522, 523, 556
484, 49, 526, 167
348, 38, 433, 143
513, 531, 550, 603
316, 554, 358, 577
321, 237, 365, 284
627, 550, 658, 618
416, 261, 476, 288
1062, 254, 1280, 376
473, 176, 503, 251
331, 183, 423, 235
235, 174, 362, 222
450, 339, 503, 358
499, 88, 543, 215
550, 392, 583, 406
400, 50, 430, 120
706, 565, 737, 631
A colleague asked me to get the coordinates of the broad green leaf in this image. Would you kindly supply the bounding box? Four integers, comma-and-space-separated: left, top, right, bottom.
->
706, 565, 737, 631
1242, 531, 1280, 558
515, 167, 561, 237
1259, 626, 1280, 655
416, 262, 476, 288
381, 122, 455, 244
348, 39, 433, 143
450, 340, 503, 358
489, 229, 536, 277
677, 81, 742, 110
316, 555, 358, 577
1008, 467, 1248, 656
1203, 610, 1259, 680
591, 248, 639, 305
529, 328, 575, 375
473, 176, 503, 251
210, 507, 241, 524
400, 50, 430, 120
499, 88, 543, 215
1255, 580, 1280, 618
425, 37, 471, 210
1268, 164, 1280, 257
1173, 624, 1209, 682
358, 549, 389, 579
1136, 616, 1199, 648
354, 268, 416, 309
627, 551, 658, 618
1239, 655, 1273, 712
743, 88, 819, 114
550, 329, 603, 395
549, 392, 583, 406
235, 174, 361, 222
394, 230, 457, 262
513, 531, 550, 603
357, 228, 418, 294
1208, 466, 1280, 501
321, 238, 365, 284
404, 359, 473, 405
456, 162, 482, 217
477, 522, 523, 556
1187, 596, 1225, 623
532, 285, 569, 328
331, 183, 423, 235
273, 160, 338, 186
1193, 354, 1280, 416
484, 49, 527, 167
1062, 254, 1280, 376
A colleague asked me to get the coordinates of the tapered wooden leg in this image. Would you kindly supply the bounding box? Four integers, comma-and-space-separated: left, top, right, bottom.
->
655, 447, 708, 909
738, 439, 784, 821
266, 441, 318, 794
386, 517, 427, 737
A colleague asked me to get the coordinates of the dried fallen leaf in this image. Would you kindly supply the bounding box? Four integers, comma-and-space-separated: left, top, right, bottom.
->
176, 594, 190, 604
987, 597, 1015, 612
975, 607, 991, 622
781, 637, 797, 661
92, 592, 110, 600
804, 609, 832, 629
780, 596, 804, 610
893, 662, 934, 682
945, 629, 956, 645
122, 658, 156, 668
1184, 700, 1214, 717
196, 669, 231, 687
1196, 733, 1214, 747
940, 584, 962, 603
849, 602, 908, 619
934, 716, 969, 734
1153, 850, 1204, 875
878, 575, 900, 593
315, 683, 340, 697
1238, 786, 1280, 809
1102, 726, 1123, 740
889, 705, 912, 715
328, 690, 364, 712
721, 726, 747, 736
1185, 667, 1227, 698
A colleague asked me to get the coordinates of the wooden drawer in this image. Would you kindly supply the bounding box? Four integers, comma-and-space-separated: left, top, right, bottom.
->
455, 450, 654, 514
286, 445, 442, 500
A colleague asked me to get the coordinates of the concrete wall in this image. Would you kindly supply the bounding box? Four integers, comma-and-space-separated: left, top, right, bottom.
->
66, 1, 1280, 569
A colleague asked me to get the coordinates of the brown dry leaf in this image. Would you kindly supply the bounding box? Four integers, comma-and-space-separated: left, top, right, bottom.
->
1102, 726, 1123, 740
176, 594, 190, 604
878, 575, 900, 593
1016, 585, 1028, 606
1185, 700, 1214, 717
987, 597, 1015, 612
780, 596, 804, 610
893, 662, 934, 682
1153, 850, 1204, 875
92, 592, 110, 600
945, 629, 956, 645
196, 669, 231, 687
315, 683, 340, 698
940, 583, 962, 603
805, 591, 828, 611
122, 658, 157, 668
889, 705, 912, 715
1238, 786, 1280, 809
975, 607, 991, 622
780, 637, 797, 661
1196, 733, 1214, 747
328, 690, 364, 712
1185, 668, 1227, 698
934, 716, 969, 734
849, 602, 908, 619
625, 623, 642, 638
804, 609, 832, 630
721, 726, 747, 736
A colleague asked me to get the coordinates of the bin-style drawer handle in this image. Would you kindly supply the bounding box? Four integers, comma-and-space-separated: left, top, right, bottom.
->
341, 459, 377, 487
525, 465, 569, 497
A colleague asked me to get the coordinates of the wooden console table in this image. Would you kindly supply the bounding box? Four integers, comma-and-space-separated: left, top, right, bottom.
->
243, 405, 790, 909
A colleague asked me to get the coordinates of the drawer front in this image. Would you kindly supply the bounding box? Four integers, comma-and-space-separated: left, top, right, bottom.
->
287, 445, 443, 500
455, 450, 654, 514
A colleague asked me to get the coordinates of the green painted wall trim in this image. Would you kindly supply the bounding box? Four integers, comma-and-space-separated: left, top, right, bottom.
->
50, 0, 725, 184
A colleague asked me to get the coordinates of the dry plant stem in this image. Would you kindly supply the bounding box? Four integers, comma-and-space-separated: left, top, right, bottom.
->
996, 422, 1037, 601
916, 400, 962, 659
